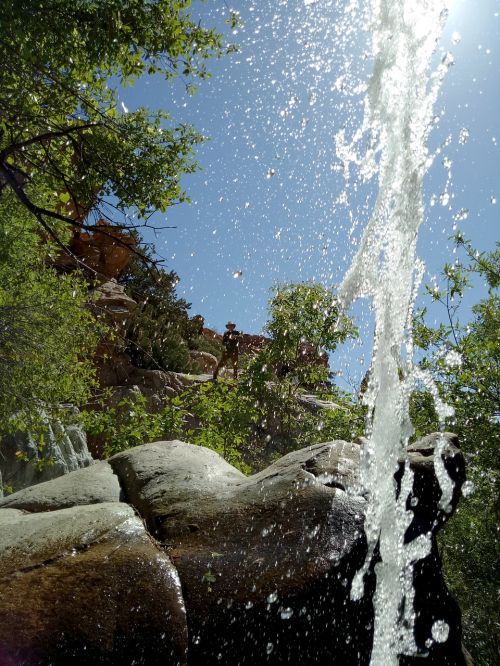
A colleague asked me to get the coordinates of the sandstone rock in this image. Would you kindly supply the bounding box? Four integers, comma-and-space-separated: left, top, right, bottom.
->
0, 461, 122, 512
55, 221, 136, 279
0, 416, 93, 494
0, 503, 188, 665
90, 279, 139, 391
200, 327, 222, 343
188, 350, 218, 373
91, 279, 137, 328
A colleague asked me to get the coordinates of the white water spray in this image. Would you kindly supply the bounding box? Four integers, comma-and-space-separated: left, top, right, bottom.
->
337, 1, 456, 663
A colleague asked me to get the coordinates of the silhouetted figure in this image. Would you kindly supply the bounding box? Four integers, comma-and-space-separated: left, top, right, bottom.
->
213, 322, 241, 380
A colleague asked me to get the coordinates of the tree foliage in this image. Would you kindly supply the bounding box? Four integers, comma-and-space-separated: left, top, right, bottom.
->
118, 243, 221, 372
262, 282, 357, 386
0, 195, 101, 436
0, 0, 230, 257
82, 392, 185, 458
0, 1, 227, 440
176, 284, 363, 469
413, 236, 499, 665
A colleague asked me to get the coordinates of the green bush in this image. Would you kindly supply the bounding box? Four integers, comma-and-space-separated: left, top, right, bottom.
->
414, 237, 500, 664
81, 393, 186, 458
0, 196, 101, 436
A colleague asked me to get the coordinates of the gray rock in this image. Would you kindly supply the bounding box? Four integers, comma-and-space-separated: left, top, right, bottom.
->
0, 435, 467, 666
109, 440, 245, 528
110, 437, 466, 666
0, 502, 188, 665
297, 393, 344, 412
0, 460, 122, 512
0, 415, 93, 493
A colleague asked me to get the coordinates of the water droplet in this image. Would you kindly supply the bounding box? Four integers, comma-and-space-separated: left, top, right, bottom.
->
266, 168, 276, 179
451, 32, 462, 45
461, 480, 475, 498
441, 51, 455, 68
444, 350, 462, 367
491, 196, 497, 204
267, 592, 278, 603
453, 208, 469, 222
244, 202, 251, 209
245, 601, 254, 609
266, 642, 274, 655
233, 270, 243, 279
280, 607, 294, 620
193, 635, 201, 645
439, 192, 450, 207
459, 128, 470, 144
431, 620, 449, 643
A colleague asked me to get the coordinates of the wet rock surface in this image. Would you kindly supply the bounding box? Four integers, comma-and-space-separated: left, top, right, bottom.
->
0, 460, 122, 512
0, 435, 467, 665
0, 503, 187, 666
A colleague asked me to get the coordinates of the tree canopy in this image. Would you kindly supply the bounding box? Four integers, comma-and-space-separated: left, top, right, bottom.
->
0, 0, 228, 437
0, 0, 232, 259
413, 236, 499, 665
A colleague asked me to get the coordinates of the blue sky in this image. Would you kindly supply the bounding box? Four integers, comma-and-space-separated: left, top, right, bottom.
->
119, 0, 499, 387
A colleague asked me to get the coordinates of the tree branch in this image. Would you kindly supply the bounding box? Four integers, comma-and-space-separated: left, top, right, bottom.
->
0, 123, 103, 160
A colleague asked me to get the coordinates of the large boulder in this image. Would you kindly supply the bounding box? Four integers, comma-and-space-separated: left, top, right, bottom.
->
0, 460, 122, 512
110, 437, 466, 666
0, 503, 188, 665
0, 416, 93, 495
188, 350, 218, 373
0, 435, 467, 665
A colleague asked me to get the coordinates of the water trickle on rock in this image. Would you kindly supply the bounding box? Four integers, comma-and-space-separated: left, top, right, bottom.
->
337, 0, 456, 663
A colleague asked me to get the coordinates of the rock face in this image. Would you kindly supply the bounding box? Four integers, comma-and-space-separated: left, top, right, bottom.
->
0, 461, 122, 512
0, 435, 467, 665
0, 503, 187, 666
55, 221, 136, 279
188, 350, 218, 373
0, 417, 93, 495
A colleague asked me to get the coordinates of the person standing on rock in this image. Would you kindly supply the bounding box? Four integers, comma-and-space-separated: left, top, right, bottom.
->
213, 321, 241, 380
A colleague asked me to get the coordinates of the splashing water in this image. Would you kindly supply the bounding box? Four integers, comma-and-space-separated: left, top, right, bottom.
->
337, 1, 455, 663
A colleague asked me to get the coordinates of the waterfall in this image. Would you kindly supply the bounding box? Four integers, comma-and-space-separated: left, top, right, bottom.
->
337, 1, 456, 663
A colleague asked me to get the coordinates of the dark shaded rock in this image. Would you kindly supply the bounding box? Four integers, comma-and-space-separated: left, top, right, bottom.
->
398, 432, 466, 539
396, 432, 467, 666
0, 503, 187, 665
0, 461, 122, 512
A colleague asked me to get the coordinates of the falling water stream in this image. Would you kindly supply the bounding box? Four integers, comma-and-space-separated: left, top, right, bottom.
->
337, 1, 456, 663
